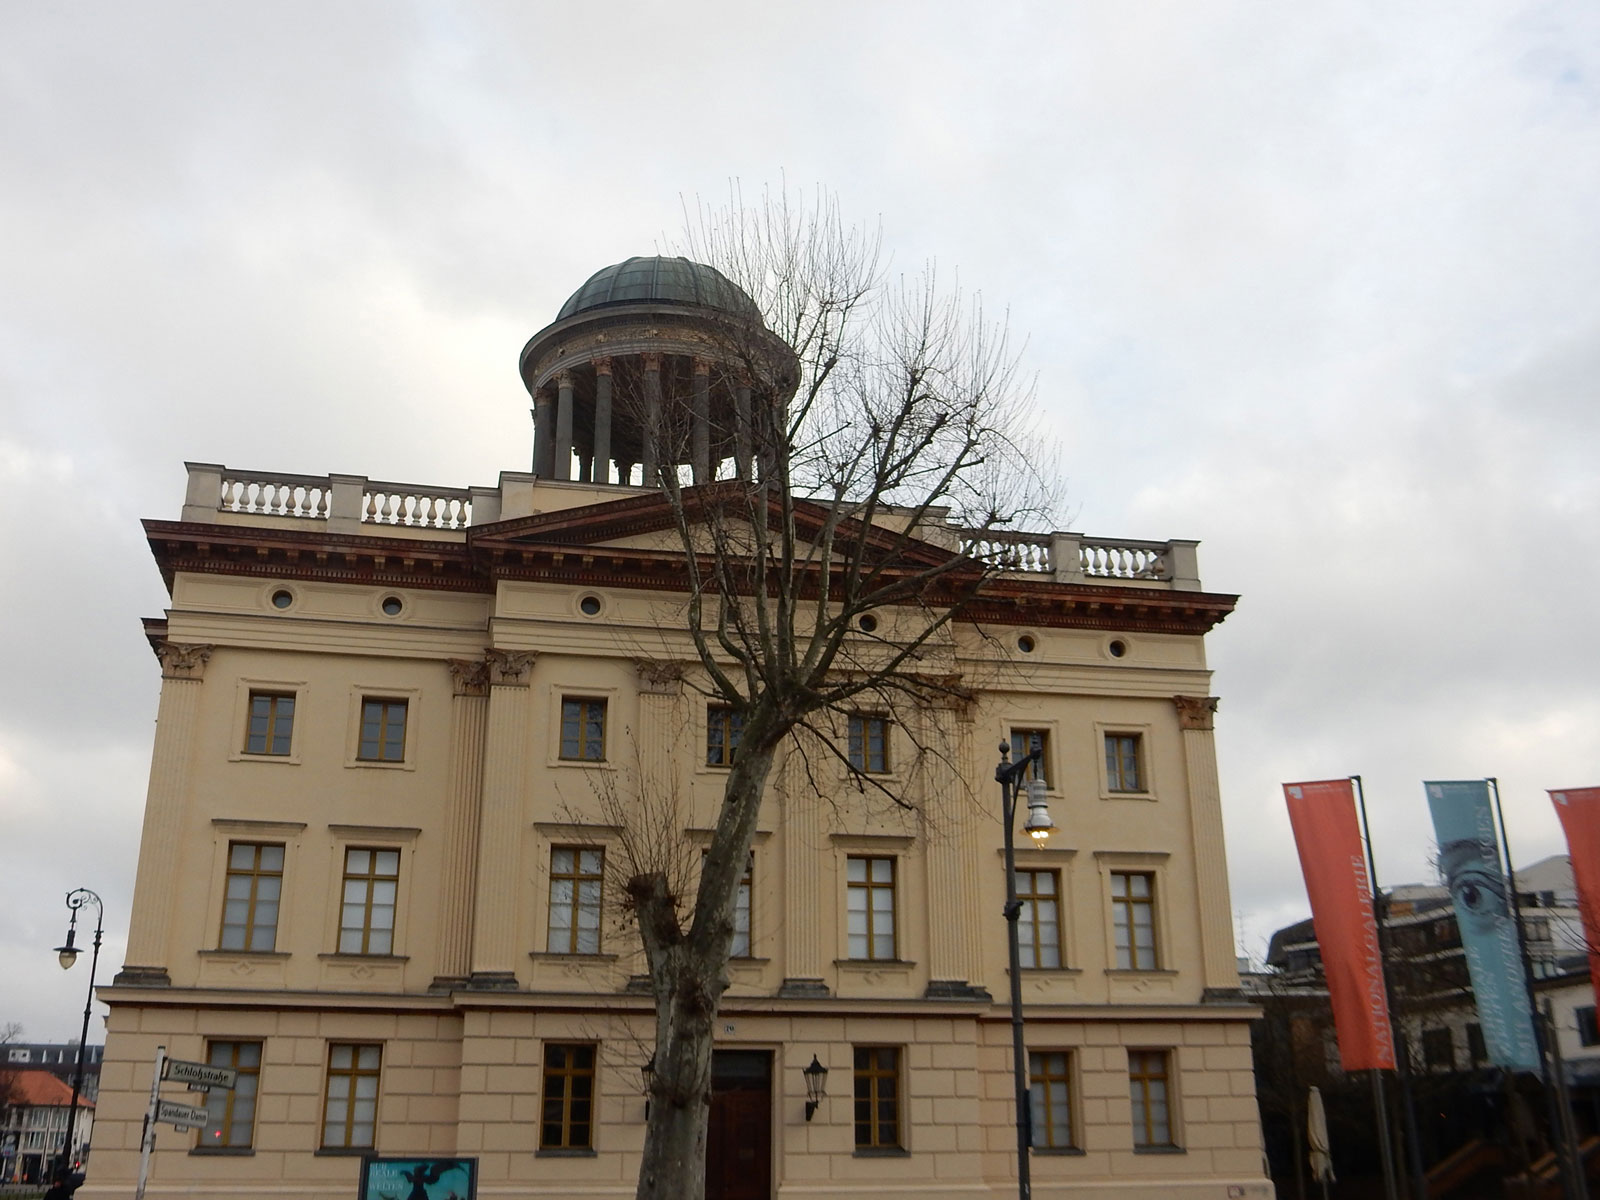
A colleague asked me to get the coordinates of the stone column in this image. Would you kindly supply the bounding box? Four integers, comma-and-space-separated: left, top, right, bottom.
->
691, 358, 712, 483
467, 650, 536, 990
641, 353, 662, 485
433, 658, 490, 989
734, 383, 753, 482
592, 357, 613, 485
532, 390, 555, 477
779, 733, 830, 997
553, 371, 575, 482
117, 643, 213, 985
922, 699, 988, 999
1174, 695, 1240, 998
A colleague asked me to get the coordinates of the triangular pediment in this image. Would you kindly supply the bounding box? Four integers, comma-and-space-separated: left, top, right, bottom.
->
469, 482, 961, 570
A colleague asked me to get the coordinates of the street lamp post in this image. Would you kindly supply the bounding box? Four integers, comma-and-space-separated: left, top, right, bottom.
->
996, 741, 1056, 1200
52, 888, 104, 1185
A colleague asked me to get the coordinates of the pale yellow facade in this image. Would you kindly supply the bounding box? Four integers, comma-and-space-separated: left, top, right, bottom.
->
84, 455, 1273, 1200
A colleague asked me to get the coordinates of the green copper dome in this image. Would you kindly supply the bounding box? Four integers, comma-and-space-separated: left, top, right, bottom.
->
555, 256, 759, 321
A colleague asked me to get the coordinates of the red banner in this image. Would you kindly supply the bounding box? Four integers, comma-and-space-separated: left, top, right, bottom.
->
1550, 787, 1600, 1007
1284, 779, 1396, 1070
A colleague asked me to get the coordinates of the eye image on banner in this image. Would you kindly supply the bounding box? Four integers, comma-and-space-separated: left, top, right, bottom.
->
1550, 787, 1600, 1007
1424, 780, 1540, 1072
1282, 779, 1396, 1071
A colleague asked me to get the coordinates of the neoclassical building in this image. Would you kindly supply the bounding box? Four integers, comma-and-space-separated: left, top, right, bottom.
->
88, 257, 1272, 1199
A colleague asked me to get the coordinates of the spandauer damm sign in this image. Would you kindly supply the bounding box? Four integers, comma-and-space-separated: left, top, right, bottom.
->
358, 1157, 478, 1200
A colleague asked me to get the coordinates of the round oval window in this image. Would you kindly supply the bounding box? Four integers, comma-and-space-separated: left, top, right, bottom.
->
1108, 639, 1127, 658
858, 614, 878, 633
1017, 635, 1036, 654
381, 596, 403, 616
579, 595, 602, 616
271, 590, 293, 610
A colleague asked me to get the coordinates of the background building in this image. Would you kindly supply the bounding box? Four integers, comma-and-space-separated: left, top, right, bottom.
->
0, 1069, 94, 1185
87, 258, 1269, 1199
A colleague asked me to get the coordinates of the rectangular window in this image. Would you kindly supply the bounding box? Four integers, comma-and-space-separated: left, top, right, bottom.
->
200, 1040, 261, 1149
847, 715, 890, 774
548, 847, 604, 954
322, 1044, 381, 1149
219, 842, 284, 952
1579, 1007, 1600, 1048
1111, 871, 1158, 970
540, 1043, 596, 1150
244, 692, 295, 756
1105, 733, 1144, 792
1016, 869, 1062, 969
339, 848, 399, 955
853, 1046, 901, 1150
560, 698, 607, 761
1011, 728, 1050, 785
846, 856, 896, 960
1466, 1023, 1488, 1063
357, 699, 407, 762
1029, 1050, 1074, 1150
1422, 1027, 1455, 1071
706, 705, 743, 767
1128, 1050, 1173, 1149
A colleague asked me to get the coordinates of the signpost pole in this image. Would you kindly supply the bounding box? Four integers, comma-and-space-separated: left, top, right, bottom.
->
134, 1045, 165, 1200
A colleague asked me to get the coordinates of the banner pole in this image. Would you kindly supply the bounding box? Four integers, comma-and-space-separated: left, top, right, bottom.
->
1352, 775, 1407, 1200
1491, 778, 1585, 1200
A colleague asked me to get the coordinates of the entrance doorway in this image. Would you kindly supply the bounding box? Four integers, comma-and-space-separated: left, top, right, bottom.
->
706, 1049, 772, 1200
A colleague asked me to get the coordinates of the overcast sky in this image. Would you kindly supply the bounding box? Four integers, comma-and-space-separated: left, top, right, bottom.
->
3, 1, 1597, 1041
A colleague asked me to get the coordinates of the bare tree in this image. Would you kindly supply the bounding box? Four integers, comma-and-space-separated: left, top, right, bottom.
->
619, 187, 1055, 1200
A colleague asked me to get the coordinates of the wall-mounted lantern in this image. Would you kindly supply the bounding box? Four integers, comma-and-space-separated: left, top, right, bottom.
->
802, 1054, 828, 1121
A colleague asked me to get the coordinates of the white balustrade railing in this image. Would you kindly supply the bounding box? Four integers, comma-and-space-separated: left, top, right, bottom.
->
962, 531, 1054, 573
362, 485, 473, 530
219, 472, 331, 519
1079, 538, 1168, 580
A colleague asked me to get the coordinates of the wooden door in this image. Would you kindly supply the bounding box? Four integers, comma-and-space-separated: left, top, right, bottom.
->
706, 1050, 772, 1200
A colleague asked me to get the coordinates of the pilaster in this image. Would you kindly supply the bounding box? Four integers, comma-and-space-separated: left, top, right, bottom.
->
117, 642, 213, 985
779, 731, 830, 996
593, 357, 613, 485
467, 650, 535, 990
632, 660, 683, 806
1173, 695, 1240, 996
923, 698, 989, 999
433, 658, 490, 989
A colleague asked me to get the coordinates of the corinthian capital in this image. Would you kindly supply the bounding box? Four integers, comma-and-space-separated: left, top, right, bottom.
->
447, 657, 491, 697
1172, 695, 1219, 731
157, 642, 213, 681
486, 649, 537, 687
633, 659, 685, 695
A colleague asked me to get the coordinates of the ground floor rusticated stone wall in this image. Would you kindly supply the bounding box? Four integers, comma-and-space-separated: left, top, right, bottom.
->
83, 995, 1272, 1199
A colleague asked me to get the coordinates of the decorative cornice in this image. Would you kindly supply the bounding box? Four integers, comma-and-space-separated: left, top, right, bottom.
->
158, 641, 213, 681
486, 649, 537, 687
633, 659, 685, 695
1173, 695, 1219, 731
448, 657, 491, 697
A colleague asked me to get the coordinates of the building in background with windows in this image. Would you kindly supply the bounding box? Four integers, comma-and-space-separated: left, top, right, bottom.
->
88, 256, 1266, 1199
0, 1070, 94, 1185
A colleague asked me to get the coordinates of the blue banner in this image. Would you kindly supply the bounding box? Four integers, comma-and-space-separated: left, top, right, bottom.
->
1425, 780, 1540, 1071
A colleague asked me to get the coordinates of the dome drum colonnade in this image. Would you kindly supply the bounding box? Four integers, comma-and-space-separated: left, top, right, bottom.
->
519, 257, 798, 488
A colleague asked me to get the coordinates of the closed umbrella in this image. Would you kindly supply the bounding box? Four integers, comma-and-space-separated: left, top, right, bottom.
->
1308, 1085, 1335, 1200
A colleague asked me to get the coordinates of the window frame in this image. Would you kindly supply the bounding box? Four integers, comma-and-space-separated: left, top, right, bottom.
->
846, 855, 898, 962
1579, 1007, 1600, 1049
243, 691, 297, 757
337, 846, 402, 956
547, 846, 606, 955
321, 1043, 382, 1151
1421, 1027, 1455, 1072
559, 696, 609, 763
1015, 867, 1064, 970
218, 841, 285, 953
539, 1042, 598, 1151
1104, 732, 1145, 794
852, 1045, 902, 1151
1028, 1049, 1077, 1151
1128, 1048, 1177, 1151
198, 1039, 262, 1151
228, 679, 307, 765
356, 698, 409, 763
1009, 727, 1053, 788
846, 714, 891, 775
1094, 721, 1155, 799
1110, 869, 1159, 971
705, 704, 743, 768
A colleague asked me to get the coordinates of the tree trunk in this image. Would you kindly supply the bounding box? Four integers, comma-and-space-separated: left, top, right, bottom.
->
634, 733, 780, 1200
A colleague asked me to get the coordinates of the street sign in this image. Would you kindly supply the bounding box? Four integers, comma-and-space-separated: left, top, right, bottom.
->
163, 1059, 238, 1091
155, 1099, 210, 1129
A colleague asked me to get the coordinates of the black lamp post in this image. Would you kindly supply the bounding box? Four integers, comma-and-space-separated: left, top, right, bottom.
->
51, 888, 103, 1184
996, 741, 1056, 1200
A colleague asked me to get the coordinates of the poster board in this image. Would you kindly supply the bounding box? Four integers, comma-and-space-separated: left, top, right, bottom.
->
358, 1156, 478, 1200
